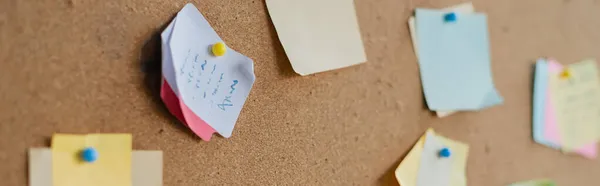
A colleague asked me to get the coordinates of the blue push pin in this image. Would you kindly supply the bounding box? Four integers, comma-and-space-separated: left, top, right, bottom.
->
81, 147, 98, 163
444, 12, 457, 22
439, 147, 451, 158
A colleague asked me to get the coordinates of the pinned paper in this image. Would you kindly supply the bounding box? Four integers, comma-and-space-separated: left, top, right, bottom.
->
414, 8, 503, 111
549, 59, 600, 151
532, 58, 597, 159
52, 134, 132, 186
30, 148, 162, 186
395, 128, 469, 186
508, 179, 556, 186
161, 3, 256, 141
266, 0, 367, 75
408, 2, 474, 117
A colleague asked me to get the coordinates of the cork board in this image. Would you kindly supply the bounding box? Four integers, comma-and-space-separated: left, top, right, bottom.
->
1, 0, 600, 185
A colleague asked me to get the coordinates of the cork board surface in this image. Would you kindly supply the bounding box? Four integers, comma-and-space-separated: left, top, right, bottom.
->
1, 0, 600, 185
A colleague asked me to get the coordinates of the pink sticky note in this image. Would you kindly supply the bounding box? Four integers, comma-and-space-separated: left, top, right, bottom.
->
545, 60, 597, 159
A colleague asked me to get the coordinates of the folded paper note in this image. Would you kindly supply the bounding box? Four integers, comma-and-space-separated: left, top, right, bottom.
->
51, 134, 132, 186
409, 2, 475, 117
395, 128, 469, 186
30, 148, 162, 186
266, 0, 367, 75
549, 59, 600, 152
161, 3, 256, 141
532, 58, 597, 159
508, 179, 556, 186
415, 8, 503, 111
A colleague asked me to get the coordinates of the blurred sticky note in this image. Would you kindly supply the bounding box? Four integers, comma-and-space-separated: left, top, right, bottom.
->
416, 132, 452, 186
52, 134, 132, 186
532, 59, 561, 148
161, 3, 256, 141
395, 128, 469, 186
266, 0, 366, 75
408, 2, 474, 117
532, 59, 597, 159
509, 179, 556, 186
30, 148, 162, 186
549, 59, 600, 151
415, 8, 503, 111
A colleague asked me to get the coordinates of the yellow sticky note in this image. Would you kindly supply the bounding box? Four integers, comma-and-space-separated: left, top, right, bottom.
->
395, 128, 469, 186
549, 59, 600, 151
52, 134, 132, 186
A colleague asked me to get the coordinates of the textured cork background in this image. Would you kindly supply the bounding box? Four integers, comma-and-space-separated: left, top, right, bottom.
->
1, 0, 600, 185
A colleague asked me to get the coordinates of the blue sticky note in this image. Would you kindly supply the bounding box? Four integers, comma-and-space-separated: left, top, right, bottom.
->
531, 59, 560, 149
416, 9, 503, 110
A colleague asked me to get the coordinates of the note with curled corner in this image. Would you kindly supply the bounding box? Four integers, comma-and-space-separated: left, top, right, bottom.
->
549, 59, 600, 152
266, 0, 366, 75
408, 2, 474, 117
161, 3, 256, 141
414, 8, 503, 111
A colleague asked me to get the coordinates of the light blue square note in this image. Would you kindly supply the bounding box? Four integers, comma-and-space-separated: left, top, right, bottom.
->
415, 9, 503, 110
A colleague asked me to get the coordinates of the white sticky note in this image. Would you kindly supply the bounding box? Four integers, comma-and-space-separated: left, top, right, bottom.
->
29, 148, 163, 186
161, 3, 256, 140
266, 0, 367, 75
408, 2, 474, 117
416, 132, 453, 186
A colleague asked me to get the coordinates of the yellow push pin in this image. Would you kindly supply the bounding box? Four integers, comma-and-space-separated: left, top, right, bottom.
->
560, 69, 571, 79
211, 42, 226, 57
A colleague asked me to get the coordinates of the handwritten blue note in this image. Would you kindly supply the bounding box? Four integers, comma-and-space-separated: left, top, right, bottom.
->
161, 3, 256, 140
415, 8, 503, 110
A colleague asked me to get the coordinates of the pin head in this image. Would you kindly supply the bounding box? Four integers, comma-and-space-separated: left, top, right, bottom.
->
560, 69, 571, 79
444, 12, 457, 22
81, 147, 98, 163
211, 42, 227, 57
439, 147, 451, 158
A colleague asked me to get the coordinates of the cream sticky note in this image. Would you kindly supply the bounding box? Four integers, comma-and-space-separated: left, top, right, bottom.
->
29, 148, 52, 186
395, 129, 469, 186
30, 148, 162, 186
408, 2, 474, 117
266, 0, 367, 75
549, 59, 600, 151
52, 134, 132, 186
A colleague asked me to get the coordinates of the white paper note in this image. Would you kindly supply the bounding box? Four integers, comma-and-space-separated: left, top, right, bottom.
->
163, 3, 256, 138
416, 132, 453, 186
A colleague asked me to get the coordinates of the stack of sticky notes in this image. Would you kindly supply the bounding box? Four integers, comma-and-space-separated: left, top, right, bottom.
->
266, 0, 367, 75
29, 134, 163, 186
409, 2, 503, 117
395, 128, 469, 186
161, 3, 256, 141
533, 58, 600, 159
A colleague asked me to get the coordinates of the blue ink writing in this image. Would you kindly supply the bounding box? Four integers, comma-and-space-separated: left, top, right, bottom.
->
212, 85, 220, 96
218, 73, 224, 83
201, 60, 207, 71
230, 80, 238, 94
211, 64, 216, 74
218, 96, 233, 111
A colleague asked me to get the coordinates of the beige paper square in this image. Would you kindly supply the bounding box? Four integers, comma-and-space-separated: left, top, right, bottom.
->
266, 0, 366, 75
